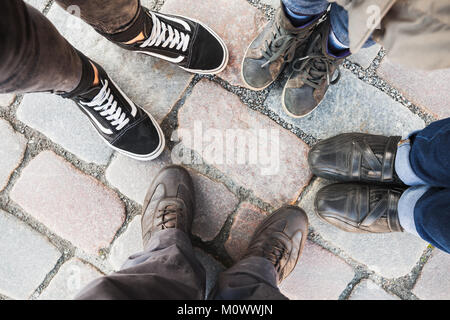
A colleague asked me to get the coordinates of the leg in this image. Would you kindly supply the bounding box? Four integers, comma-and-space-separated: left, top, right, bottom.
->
76, 165, 205, 299
212, 206, 309, 300
397, 186, 450, 254
0, 0, 82, 94
76, 229, 206, 300
212, 257, 288, 300
395, 118, 450, 188
56, 0, 228, 74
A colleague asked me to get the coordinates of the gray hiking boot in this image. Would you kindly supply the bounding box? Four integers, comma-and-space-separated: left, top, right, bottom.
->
282, 19, 350, 118
241, 4, 327, 91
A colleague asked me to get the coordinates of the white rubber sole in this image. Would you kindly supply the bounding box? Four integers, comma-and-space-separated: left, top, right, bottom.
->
137, 14, 229, 75
90, 108, 166, 162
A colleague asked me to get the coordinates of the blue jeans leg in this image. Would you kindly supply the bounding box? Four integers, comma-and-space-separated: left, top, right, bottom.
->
282, 0, 329, 15
408, 118, 450, 188
414, 188, 450, 254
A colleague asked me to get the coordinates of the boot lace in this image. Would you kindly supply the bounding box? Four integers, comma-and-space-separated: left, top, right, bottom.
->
141, 11, 190, 52
157, 205, 181, 229
291, 33, 341, 89
261, 21, 305, 68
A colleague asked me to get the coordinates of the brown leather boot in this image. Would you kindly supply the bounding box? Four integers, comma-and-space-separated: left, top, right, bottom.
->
315, 183, 405, 234
282, 18, 350, 118
242, 206, 309, 284
241, 4, 327, 91
141, 165, 195, 248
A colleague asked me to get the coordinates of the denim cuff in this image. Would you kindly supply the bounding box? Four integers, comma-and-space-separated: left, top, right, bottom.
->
398, 186, 430, 237
282, 0, 329, 15
395, 139, 427, 186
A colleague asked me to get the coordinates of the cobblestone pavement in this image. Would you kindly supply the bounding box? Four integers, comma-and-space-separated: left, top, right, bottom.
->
0, 0, 449, 300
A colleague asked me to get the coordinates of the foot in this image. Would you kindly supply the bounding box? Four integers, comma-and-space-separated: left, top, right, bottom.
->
282, 19, 349, 118
315, 183, 405, 233
63, 59, 165, 161
241, 6, 326, 91
117, 7, 228, 75
242, 206, 308, 284
141, 165, 195, 248
308, 133, 404, 184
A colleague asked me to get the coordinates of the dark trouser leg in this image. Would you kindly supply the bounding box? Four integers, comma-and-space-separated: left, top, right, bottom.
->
409, 118, 450, 187
0, 0, 82, 94
75, 229, 206, 300
414, 188, 450, 254
55, 0, 139, 35
211, 257, 288, 300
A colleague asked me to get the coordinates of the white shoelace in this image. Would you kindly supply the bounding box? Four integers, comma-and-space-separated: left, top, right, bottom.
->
140, 11, 190, 52
81, 80, 130, 131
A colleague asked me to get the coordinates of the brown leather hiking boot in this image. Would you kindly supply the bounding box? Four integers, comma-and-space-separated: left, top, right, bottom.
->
315, 183, 405, 234
282, 18, 349, 118
242, 206, 308, 284
141, 165, 195, 248
241, 4, 327, 91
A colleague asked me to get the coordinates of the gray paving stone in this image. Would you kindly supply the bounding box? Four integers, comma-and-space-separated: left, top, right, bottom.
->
265, 69, 425, 140
194, 248, 226, 299
0, 94, 16, 108
105, 151, 172, 205
348, 44, 381, 69
39, 258, 103, 300
279, 240, 354, 300
0, 119, 27, 191
412, 250, 450, 300
377, 58, 450, 119
260, 0, 280, 8
349, 280, 399, 300
0, 210, 61, 299
298, 179, 429, 279
109, 217, 144, 271
46, 4, 193, 123
190, 170, 239, 242
17, 93, 113, 165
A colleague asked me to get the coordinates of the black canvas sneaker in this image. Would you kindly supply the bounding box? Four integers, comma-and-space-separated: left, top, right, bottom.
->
104, 7, 229, 75
62, 56, 165, 161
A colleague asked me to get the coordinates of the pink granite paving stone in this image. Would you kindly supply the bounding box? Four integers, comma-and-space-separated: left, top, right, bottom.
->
189, 169, 240, 242
377, 58, 450, 119
225, 203, 268, 261
162, 0, 267, 87
177, 79, 312, 206
279, 241, 354, 300
10, 151, 125, 255
412, 249, 450, 300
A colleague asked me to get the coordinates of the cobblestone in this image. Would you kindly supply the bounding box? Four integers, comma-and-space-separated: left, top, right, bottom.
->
279, 240, 354, 300
377, 58, 450, 119
178, 79, 312, 206
10, 151, 125, 255
17, 93, 113, 165
225, 203, 268, 261
412, 249, 450, 300
39, 258, 103, 300
0, 210, 61, 299
349, 280, 399, 300
0, 119, 27, 191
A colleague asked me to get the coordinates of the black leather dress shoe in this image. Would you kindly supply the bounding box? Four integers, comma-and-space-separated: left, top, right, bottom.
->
308, 133, 404, 184
315, 183, 405, 233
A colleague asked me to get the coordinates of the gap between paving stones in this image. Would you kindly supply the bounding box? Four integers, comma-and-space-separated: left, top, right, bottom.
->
0, 0, 441, 299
